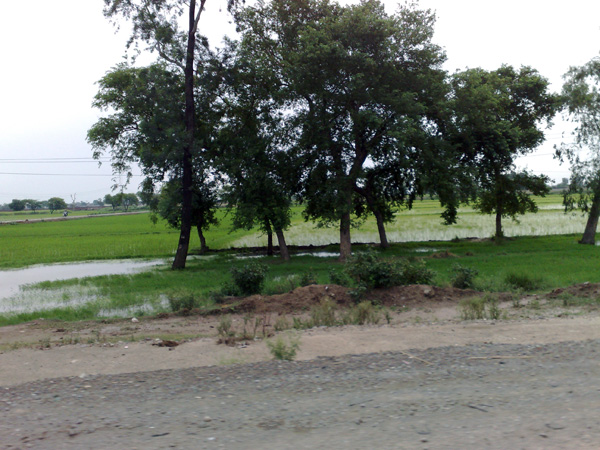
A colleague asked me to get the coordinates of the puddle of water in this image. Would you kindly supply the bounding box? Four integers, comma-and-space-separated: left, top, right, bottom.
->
236, 252, 339, 259
0, 260, 166, 301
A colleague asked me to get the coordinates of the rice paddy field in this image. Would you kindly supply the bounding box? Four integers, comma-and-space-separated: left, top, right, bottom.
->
1, 193, 600, 325
0, 194, 588, 269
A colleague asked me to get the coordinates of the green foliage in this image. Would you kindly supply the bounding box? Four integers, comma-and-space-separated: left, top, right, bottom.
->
167, 291, 198, 314
230, 263, 269, 295
47, 197, 67, 214
459, 294, 500, 320
450, 65, 559, 237
397, 259, 436, 285
8, 199, 25, 211
451, 264, 479, 289
328, 269, 351, 287
346, 301, 380, 326
504, 273, 544, 292
345, 252, 434, 290
310, 297, 338, 327
299, 268, 318, 287
266, 333, 301, 361
345, 252, 401, 289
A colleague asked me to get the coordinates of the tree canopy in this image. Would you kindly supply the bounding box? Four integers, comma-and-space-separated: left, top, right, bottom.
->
234, 0, 451, 259
557, 57, 600, 244
449, 65, 559, 238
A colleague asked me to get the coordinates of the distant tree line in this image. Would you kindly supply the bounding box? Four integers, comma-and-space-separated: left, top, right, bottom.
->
90, 0, 600, 269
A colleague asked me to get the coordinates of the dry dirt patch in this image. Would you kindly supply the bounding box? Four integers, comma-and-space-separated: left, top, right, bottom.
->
2, 283, 600, 387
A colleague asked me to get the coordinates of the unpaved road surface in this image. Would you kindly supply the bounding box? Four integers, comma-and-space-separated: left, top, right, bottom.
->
2, 323, 600, 448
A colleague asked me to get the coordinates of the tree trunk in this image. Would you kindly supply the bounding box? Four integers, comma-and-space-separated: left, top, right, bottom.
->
267, 231, 274, 256
275, 229, 290, 261
495, 210, 503, 240
172, 2, 198, 270
339, 210, 352, 261
373, 208, 389, 249
197, 227, 207, 254
580, 194, 600, 244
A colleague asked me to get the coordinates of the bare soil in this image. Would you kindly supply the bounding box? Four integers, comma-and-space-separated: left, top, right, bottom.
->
3, 283, 600, 448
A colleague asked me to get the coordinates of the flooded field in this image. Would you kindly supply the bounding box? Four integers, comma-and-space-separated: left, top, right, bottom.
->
0, 260, 165, 313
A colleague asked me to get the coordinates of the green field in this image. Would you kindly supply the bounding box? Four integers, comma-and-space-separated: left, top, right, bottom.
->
0, 194, 587, 269
1, 194, 599, 326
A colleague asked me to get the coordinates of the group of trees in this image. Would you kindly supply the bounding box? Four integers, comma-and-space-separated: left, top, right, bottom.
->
7, 197, 67, 213
104, 193, 140, 211
90, 0, 600, 270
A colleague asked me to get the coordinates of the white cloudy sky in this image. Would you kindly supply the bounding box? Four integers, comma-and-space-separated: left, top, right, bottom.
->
0, 0, 599, 204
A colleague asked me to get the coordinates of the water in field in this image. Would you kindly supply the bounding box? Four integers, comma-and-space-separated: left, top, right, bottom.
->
0, 260, 165, 313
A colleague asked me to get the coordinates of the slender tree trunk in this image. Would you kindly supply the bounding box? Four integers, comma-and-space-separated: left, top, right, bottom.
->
495, 210, 503, 240
172, 2, 198, 270
267, 231, 274, 256
373, 209, 389, 249
339, 211, 352, 261
264, 219, 274, 256
580, 194, 600, 244
275, 229, 290, 261
197, 227, 207, 254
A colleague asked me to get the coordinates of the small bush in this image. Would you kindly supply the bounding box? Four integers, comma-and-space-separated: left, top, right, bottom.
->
345, 252, 401, 289
348, 284, 368, 303
349, 301, 380, 325
504, 273, 543, 292
459, 294, 501, 320
451, 264, 478, 289
328, 269, 351, 287
266, 333, 301, 361
274, 315, 292, 332
264, 275, 300, 295
299, 268, 318, 287
397, 259, 435, 285
310, 297, 338, 327
167, 291, 198, 314
230, 263, 269, 295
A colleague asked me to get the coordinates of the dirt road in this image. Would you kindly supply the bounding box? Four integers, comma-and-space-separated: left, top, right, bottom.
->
2, 312, 600, 449
2, 338, 599, 449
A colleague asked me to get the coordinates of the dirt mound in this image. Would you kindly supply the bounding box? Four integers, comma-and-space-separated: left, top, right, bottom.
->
232, 284, 478, 314
547, 282, 600, 299
367, 285, 479, 307
235, 285, 354, 314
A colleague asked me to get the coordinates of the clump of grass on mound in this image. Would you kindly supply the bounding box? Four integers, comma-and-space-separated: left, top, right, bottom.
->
503, 272, 545, 292
459, 294, 501, 321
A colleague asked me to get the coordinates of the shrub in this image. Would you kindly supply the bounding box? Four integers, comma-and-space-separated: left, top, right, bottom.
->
328, 269, 351, 287
230, 263, 269, 295
299, 268, 318, 287
397, 259, 435, 285
345, 252, 401, 289
451, 264, 479, 289
459, 294, 501, 320
504, 273, 543, 292
349, 301, 380, 325
345, 252, 435, 291
310, 297, 338, 327
266, 333, 301, 361
167, 291, 198, 314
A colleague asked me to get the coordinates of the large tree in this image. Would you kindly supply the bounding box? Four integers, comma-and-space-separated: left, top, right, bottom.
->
450, 66, 559, 239
8, 199, 25, 212
47, 197, 67, 214
557, 57, 600, 244
235, 0, 449, 260
214, 40, 297, 261
97, 0, 235, 269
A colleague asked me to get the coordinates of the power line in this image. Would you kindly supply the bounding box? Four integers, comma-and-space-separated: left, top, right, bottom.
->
0, 172, 142, 177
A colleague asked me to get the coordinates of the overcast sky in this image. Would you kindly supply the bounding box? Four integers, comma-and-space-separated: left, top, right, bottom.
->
0, 0, 599, 204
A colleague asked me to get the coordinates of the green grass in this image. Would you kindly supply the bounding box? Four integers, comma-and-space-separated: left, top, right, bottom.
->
2, 193, 600, 326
